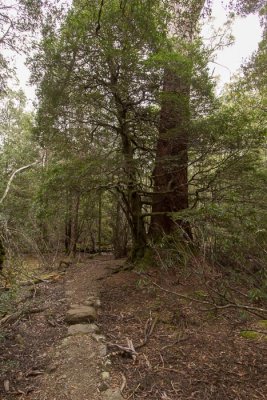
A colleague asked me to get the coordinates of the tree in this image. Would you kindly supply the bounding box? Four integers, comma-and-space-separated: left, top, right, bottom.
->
29, 0, 266, 264
31, 0, 169, 259
150, 0, 209, 239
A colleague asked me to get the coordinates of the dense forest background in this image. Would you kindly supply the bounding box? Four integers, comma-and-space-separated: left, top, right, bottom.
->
0, 0, 266, 297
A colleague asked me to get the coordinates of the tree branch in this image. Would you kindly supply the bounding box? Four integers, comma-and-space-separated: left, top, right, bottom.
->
0, 161, 40, 206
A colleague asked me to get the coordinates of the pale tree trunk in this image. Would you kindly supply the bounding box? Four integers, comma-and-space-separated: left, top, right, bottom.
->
150, 0, 205, 240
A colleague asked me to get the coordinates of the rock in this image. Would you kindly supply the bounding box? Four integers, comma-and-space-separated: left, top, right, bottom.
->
67, 323, 100, 336
102, 388, 123, 400
99, 344, 107, 357
65, 306, 97, 324
61, 337, 72, 347
85, 296, 101, 307
84, 299, 94, 306
98, 382, 109, 392
101, 371, 110, 381
92, 333, 105, 342
15, 334, 25, 345
46, 364, 58, 373
95, 299, 101, 307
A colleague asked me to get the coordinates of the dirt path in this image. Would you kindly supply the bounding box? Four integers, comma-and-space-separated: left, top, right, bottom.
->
0, 255, 124, 400
1, 255, 267, 400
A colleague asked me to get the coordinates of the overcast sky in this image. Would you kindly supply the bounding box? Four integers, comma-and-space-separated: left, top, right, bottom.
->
11, 0, 263, 108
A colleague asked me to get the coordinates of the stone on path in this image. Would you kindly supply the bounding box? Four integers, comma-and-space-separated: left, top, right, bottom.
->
85, 296, 101, 307
65, 305, 96, 324
67, 323, 100, 336
102, 388, 124, 400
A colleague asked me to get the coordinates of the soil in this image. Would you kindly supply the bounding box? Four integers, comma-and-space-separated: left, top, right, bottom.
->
0, 255, 266, 400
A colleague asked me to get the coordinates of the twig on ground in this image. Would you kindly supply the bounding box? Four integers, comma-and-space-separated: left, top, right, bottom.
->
161, 336, 189, 351
136, 314, 158, 350
106, 341, 137, 357
120, 372, 127, 394
127, 383, 141, 399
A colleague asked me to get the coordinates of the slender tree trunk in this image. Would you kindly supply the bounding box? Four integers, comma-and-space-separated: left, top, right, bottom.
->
65, 191, 80, 256
98, 191, 102, 253
0, 237, 5, 273
70, 193, 80, 257
90, 230, 96, 253
112, 200, 129, 259
65, 191, 72, 254
109, 65, 147, 260
120, 117, 147, 260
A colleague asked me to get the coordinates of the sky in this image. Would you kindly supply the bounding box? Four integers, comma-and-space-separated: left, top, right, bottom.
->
11, 0, 263, 108
205, 1, 263, 92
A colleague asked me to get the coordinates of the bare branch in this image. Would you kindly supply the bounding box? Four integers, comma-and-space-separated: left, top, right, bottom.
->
0, 161, 40, 206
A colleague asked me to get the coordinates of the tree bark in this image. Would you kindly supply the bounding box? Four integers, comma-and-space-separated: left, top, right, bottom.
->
150, 0, 205, 240
150, 68, 191, 238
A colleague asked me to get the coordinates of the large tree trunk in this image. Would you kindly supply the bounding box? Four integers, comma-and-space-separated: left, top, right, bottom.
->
150, 69, 191, 239
150, 0, 205, 240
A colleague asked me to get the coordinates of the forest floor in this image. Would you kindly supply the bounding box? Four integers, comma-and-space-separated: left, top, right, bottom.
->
0, 254, 266, 400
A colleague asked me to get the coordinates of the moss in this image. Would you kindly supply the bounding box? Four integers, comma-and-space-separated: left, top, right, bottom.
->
136, 248, 155, 271
257, 320, 267, 329
193, 290, 208, 299
240, 330, 265, 340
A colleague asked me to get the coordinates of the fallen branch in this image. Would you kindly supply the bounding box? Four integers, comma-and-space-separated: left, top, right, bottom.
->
133, 271, 267, 318
0, 310, 23, 327
0, 305, 47, 327
151, 280, 267, 317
